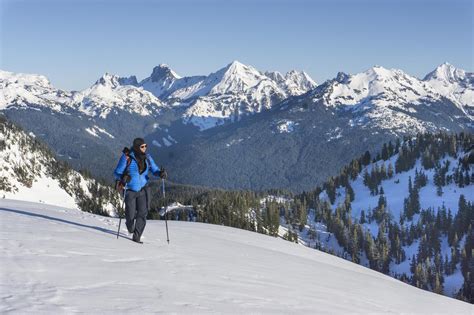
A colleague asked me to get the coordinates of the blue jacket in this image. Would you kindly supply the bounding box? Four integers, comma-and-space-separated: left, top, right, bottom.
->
114, 151, 161, 192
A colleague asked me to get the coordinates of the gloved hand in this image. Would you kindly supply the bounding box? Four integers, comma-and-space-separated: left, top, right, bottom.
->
122, 173, 131, 183
159, 207, 166, 216
115, 180, 125, 193
159, 168, 168, 179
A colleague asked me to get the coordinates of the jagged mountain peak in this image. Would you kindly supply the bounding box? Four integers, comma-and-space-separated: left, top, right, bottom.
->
225, 60, 248, 70
423, 62, 468, 83
264, 70, 285, 82
206, 60, 269, 95
286, 69, 312, 79
283, 70, 317, 94
96, 73, 121, 87
422, 63, 473, 111
264, 69, 317, 96
335, 71, 350, 83
220, 60, 262, 79
95, 73, 138, 87
149, 64, 181, 82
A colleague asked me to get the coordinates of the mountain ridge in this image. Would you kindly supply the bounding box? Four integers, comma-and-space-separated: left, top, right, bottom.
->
1, 62, 472, 191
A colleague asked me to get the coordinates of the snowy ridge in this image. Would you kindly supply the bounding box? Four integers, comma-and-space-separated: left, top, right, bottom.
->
312, 66, 438, 108
72, 73, 165, 118
305, 64, 473, 133
0, 70, 164, 118
0, 70, 73, 112
0, 198, 471, 313
0, 118, 118, 215
1, 62, 471, 132
312, 64, 472, 117
0, 61, 317, 130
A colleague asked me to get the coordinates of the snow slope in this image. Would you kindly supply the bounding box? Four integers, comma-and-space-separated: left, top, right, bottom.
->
1, 199, 471, 314
0, 117, 118, 215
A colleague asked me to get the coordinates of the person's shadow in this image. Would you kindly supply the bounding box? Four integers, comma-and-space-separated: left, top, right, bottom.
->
0, 207, 130, 240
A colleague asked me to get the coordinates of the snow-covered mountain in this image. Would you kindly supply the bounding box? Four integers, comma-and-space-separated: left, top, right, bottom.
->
139, 61, 317, 130
1, 62, 472, 191
0, 70, 73, 112
265, 69, 317, 96
311, 66, 437, 107
71, 73, 165, 118
311, 63, 472, 109
0, 116, 120, 215
1, 198, 471, 313
303, 63, 473, 133
139, 64, 206, 100
1, 61, 317, 131
424, 62, 474, 114
3, 61, 470, 133
0, 70, 165, 119
174, 61, 283, 129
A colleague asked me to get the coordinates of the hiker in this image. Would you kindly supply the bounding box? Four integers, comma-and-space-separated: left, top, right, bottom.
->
114, 137, 167, 243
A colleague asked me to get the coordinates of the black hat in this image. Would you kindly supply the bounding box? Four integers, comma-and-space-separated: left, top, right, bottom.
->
132, 137, 146, 151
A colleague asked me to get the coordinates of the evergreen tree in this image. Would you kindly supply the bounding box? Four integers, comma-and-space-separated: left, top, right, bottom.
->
382, 143, 389, 160
360, 210, 366, 224
362, 151, 371, 166
387, 163, 394, 178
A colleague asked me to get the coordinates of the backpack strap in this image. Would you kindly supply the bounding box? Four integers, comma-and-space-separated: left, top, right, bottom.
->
121, 147, 133, 181
122, 147, 151, 177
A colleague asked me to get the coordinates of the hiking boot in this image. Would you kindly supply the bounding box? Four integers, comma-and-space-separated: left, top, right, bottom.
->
132, 232, 142, 244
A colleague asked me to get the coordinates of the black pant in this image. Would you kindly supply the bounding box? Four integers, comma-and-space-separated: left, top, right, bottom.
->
125, 188, 149, 239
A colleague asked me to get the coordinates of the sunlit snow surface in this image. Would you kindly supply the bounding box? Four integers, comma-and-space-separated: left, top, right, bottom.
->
1, 199, 471, 314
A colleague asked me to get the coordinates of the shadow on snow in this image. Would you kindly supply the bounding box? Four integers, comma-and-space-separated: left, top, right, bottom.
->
0, 207, 130, 240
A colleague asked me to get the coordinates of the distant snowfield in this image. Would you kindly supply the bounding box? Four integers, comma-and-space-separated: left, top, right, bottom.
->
0, 199, 472, 314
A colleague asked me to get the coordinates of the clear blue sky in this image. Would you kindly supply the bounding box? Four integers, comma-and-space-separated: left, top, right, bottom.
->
1, 0, 472, 90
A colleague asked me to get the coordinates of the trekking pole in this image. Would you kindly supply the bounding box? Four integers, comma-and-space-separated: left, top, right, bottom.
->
116, 189, 126, 239
162, 178, 170, 244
